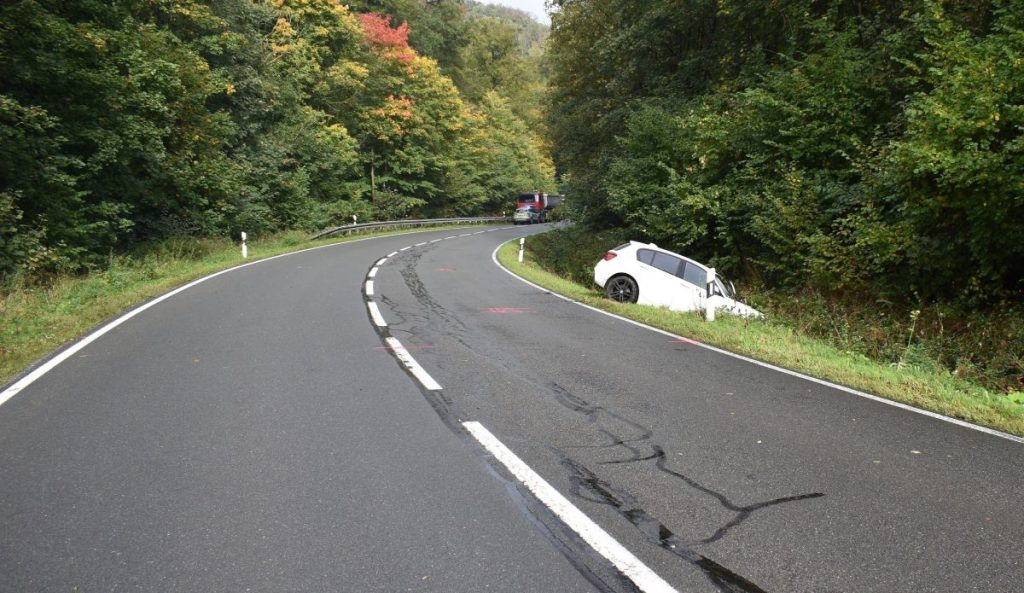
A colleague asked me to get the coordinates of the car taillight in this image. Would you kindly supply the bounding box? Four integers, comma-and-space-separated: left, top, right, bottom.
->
603, 252, 617, 261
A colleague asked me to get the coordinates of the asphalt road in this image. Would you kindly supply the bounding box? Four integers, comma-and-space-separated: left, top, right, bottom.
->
2, 225, 1021, 593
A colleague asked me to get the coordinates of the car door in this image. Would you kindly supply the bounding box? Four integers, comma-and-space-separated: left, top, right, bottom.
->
673, 260, 708, 312
635, 250, 684, 308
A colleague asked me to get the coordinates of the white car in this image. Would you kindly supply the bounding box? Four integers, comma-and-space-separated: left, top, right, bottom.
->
593, 241, 762, 318
512, 206, 542, 225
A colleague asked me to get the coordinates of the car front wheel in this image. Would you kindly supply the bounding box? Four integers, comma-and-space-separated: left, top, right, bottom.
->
605, 275, 638, 303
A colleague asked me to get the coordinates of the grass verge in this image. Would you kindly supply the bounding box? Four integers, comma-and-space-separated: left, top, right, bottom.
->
497, 240, 1024, 438
0, 226, 478, 388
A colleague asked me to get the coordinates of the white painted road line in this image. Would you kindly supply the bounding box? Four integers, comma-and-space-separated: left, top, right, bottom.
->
386, 337, 443, 391
376, 257, 388, 267
0, 227, 495, 410
415, 242, 428, 247
367, 302, 387, 327
365, 280, 374, 297
0, 239, 364, 409
400, 246, 412, 252
463, 421, 679, 593
490, 244, 1024, 445
368, 266, 379, 279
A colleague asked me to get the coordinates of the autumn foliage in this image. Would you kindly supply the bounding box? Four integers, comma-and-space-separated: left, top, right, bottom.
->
0, 0, 553, 282
358, 12, 415, 63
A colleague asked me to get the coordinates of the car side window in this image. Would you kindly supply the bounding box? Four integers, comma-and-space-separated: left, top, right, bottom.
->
650, 252, 683, 276
636, 249, 655, 265
680, 262, 707, 287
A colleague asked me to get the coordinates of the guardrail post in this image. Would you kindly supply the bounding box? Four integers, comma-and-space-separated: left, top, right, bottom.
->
705, 267, 716, 322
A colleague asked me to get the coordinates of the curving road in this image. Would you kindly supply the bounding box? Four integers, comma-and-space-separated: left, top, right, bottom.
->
1, 225, 1021, 593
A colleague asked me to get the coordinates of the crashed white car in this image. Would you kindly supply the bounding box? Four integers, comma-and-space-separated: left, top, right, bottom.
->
593, 241, 762, 318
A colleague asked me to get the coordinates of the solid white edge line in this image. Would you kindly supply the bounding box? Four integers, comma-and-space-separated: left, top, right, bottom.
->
368, 266, 379, 279
490, 244, 1024, 445
463, 421, 678, 593
385, 337, 443, 391
365, 280, 375, 297
0, 236, 388, 409
0, 226, 497, 410
367, 301, 387, 327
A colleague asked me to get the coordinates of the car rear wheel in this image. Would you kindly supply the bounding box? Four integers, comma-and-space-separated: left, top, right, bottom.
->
605, 275, 638, 303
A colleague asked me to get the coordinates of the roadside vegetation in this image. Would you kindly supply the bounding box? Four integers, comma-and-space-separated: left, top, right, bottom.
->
498, 235, 1024, 437
545, 1, 1024, 417
1, 0, 553, 283
4, 0, 1021, 436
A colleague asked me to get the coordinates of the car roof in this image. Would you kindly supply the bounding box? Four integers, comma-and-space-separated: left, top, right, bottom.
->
623, 241, 709, 272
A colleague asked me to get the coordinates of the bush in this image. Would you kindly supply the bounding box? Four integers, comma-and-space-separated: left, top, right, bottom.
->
527, 226, 632, 286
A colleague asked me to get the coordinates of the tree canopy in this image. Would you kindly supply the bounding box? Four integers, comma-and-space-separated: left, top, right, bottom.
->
0, 0, 553, 280
547, 0, 1024, 306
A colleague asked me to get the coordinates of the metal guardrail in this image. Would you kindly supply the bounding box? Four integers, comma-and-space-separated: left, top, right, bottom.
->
310, 216, 510, 240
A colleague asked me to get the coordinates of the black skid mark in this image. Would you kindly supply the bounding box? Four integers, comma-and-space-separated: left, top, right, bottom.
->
595, 428, 661, 465
651, 447, 824, 545
397, 249, 461, 328
538, 382, 823, 592
377, 294, 420, 329
563, 456, 819, 593
375, 250, 823, 592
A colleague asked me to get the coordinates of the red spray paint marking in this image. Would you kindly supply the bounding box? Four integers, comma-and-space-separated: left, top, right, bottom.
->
671, 337, 701, 345
485, 307, 529, 314
438, 268, 456, 272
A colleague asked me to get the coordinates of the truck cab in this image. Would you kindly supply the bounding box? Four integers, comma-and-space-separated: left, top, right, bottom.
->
514, 191, 562, 223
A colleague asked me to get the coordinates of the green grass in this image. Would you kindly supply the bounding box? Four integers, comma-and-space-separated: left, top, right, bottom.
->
0, 226, 477, 388
498, 240, 1024, 438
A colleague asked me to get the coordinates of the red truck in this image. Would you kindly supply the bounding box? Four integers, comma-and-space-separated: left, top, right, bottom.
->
513, 191, 562, 224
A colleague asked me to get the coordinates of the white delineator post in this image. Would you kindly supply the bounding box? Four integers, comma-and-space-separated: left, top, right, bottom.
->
518, 237, 525, 263
241, 231, 248, 259
705, 267, 716, 322
352, 215, 358, 225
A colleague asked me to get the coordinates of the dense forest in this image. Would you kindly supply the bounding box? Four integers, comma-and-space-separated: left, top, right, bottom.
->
3, 0, 1023, 390
546, 0, 1023, 389
0, 0, 554, 280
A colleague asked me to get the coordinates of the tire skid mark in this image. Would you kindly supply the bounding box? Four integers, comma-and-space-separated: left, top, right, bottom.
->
363, 248, 442, 393
537, 380, 824, 592
363, 233, 632, 593
378, 240, 823, 593
372, 226, 826, 592
564, 456, 771, 593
